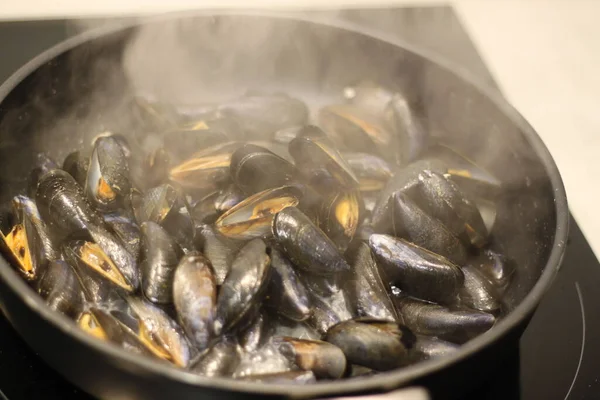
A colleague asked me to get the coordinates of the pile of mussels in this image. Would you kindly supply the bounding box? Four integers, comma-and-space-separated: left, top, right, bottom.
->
0, 82, 513, 383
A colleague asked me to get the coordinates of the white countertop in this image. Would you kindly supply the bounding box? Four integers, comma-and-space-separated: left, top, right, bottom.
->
2, 0, 599, 256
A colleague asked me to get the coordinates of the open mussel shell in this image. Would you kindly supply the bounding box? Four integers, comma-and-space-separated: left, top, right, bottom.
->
412, 170, 488, 248
423, 144, 502, 200
125, 297, 193, 367
369, 234, 464, 305
215, 185, 302, 240
163, 116, 242, 162
458, 265, 502, 313
264, 248, 311, 322
214, 239, 272, 335
139, 221, 182, 304
386, 192, 468, 266
0, 195, 56, 282
273, 207, 350, 276
325, 319, 416, 371
85, 136, 131, 211
230, 144, 300, 195
37, 260, 84, 318
78, 308, 151, 357
240, 370, 316, 384
347, 243, 398, 322
289, 126, 359, 190
62, 151, 90, 187
393, 295, 496, 344
272, 336, 347, 380
383, 92, 429, 165
173, 253, 217, 350
195, 223, 241, 286
190, 336, 241, 377
316, 189, 362, 252
63, 240, 135, 303
218, 91, 309, 139
318, 104, 393, 160
342, 152, 393, 192
168, 141, 237, 191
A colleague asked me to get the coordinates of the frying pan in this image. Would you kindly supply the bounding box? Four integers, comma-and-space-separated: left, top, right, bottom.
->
0, 11, 568, 400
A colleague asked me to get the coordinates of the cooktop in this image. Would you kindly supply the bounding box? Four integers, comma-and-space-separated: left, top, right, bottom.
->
0, 6, 598, 400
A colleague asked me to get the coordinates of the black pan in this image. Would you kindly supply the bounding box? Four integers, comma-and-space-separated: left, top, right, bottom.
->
0, 11, 568, 400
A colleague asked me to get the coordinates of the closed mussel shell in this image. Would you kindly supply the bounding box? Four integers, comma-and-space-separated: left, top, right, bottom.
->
239, 311, 270, 352
342, 152, 393, 192
264, 248, 311, 322
140, 221, 182, 304
389, 192, 468, 266
214, 239, 272, 335
325, 319, 416, 371
28, 153, 59, 198
470, 248, 515, 294
191, 336, 241, 377
458, 265, 502, 313
173, 252, 217, 350
37, 260, 84, 318
104, 212, 142, 260
412, 170, 488, 248
62, 151, 90, 187
393, 295, 496, 344
195, 223, 241, 286
272, 207, 350, 276
272, 336, 347, 380
369, 234, 463, 305
348, 243, 398, 322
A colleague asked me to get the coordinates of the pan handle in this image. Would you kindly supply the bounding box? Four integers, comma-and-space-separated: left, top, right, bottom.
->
327, 387, 430, 400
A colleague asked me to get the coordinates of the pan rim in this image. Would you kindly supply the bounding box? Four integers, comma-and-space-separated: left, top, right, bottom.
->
0, 9, 569, 398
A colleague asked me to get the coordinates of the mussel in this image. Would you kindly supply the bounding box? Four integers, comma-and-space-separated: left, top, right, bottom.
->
191, 337, 241, 377
325, 319, 416, 371
230, 144, 300, 195
343, 152, 393, 192
28, 153, 59, 197
347, 243, 398, 321
214, 184, 245, 213
37, 260, 85, 318
215, 186, 302, 240
316, 189, 362, 252
289, 127, 359, 190
85, 136, 131, 210
214, 239, 272, 335
272, 207, 350, 276
168, 142, 237, 191
458, 265, 502, 313
384, 92, 428, 165
62, 151, 90, 188
412, 170, 488, 248
369, 234, 464, 305
173, 253, 217, 350
264, 248, 311, 322
239, 311, 270, 352
139, 222, 182, 304
308, 289, 355, 336
0, 195, 56, 282
469, 249, 515, 294
194, 223, 240, 286
273, 336, 347, 379
383, 192, 468, 266
393, 294, 495, 344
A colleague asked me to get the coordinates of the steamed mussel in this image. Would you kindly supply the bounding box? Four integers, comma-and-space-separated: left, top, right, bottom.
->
1, 81, 511, 384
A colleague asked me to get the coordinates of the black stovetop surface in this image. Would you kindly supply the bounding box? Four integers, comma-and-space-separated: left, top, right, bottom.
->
0, 6, 599, 400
